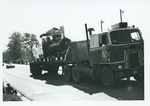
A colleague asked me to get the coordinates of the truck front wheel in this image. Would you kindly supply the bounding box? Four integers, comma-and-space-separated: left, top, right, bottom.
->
101, 67, 115, 88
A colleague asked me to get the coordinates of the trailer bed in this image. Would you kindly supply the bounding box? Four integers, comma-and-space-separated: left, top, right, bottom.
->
30, 59, 88, 66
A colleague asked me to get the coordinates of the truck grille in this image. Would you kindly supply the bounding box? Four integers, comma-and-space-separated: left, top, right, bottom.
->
129, 52, 139, 69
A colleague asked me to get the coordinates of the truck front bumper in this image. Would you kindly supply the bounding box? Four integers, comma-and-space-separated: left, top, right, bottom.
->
115, 66, 144, 79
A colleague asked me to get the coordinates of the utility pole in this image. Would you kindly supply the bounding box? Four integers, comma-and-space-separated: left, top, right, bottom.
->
100, 20, 104, 32
120, 9, 124, 23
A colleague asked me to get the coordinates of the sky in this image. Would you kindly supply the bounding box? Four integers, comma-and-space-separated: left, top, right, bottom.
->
0, 0, 150, 51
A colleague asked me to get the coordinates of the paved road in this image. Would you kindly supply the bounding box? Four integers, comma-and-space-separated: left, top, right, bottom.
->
2, 64, 144, 101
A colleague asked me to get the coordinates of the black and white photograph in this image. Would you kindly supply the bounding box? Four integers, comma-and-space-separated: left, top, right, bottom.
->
0, 0, 150, 106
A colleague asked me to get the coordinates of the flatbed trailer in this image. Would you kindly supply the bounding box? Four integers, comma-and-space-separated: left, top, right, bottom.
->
30, 40, 90, 77
30, 60, 88, 73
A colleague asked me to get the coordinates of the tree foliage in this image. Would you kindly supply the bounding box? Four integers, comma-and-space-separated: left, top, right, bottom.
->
7, 32, 23, 62
3, 50, 11, 63
3, 31, 40, 63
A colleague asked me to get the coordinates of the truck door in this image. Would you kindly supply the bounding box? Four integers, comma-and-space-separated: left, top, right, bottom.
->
89, 33, 109, 64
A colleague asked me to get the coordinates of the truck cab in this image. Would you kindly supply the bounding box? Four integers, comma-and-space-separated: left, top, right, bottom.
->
89, 22, 144, 82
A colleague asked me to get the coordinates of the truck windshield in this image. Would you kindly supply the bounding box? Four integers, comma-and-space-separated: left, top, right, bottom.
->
110, 29, 141, 45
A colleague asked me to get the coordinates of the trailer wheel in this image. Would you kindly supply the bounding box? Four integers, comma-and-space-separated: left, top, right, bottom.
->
133, 73, 144, 82
64, 66, 72, 81
72, 66, 82, 83
101, 67, 115, 88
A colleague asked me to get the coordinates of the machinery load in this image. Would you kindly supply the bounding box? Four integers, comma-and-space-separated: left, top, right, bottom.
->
40, 26, 71, 60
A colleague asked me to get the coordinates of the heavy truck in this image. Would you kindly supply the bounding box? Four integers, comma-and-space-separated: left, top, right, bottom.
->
30, 22, 144, 88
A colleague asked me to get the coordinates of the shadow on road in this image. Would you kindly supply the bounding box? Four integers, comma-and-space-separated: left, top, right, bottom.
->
30, 73, 144, 100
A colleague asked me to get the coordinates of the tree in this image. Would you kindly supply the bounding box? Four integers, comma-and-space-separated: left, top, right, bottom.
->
3, 50, 11, 63
3, 32, 40, 64
7, 32, 23, 62
23, 33, 40, 60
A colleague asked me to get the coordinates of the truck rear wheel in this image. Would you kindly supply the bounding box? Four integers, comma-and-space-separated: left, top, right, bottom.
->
101, 67, 115, 88
133, 73, 144, 82
64, 66, 72, 81
72, 66, 82, 83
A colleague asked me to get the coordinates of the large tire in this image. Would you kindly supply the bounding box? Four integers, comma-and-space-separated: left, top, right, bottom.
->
101, 67, 115, 88
64, 66, 72, 81
72, 66, 82, 83
133, 73, 144, 82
